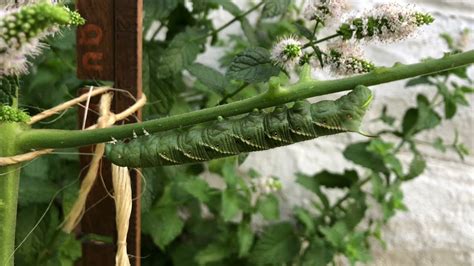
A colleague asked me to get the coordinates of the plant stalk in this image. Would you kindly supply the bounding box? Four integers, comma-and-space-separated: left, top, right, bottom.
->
16, 50, 474, 151
0, 122, 24, 266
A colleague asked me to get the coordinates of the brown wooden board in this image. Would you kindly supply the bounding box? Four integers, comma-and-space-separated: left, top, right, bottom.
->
76, 0, 115, 80
76, 0, 143, 265
114, 0, 143, 264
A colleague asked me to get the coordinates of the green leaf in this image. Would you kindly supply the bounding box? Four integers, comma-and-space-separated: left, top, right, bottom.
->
455, 143, 470, 160
144, 0, 180, 30
187, 63, 229, 95
296, 173, 330, 209
226, 47, 280, 83
156, 28, 207, 78
251, 223, 299, 265
262, 0, 291, 18
294, 207, 315, 235
404, 152, 426, 180
405, 76, 432, 87
402, 94, 441, 137
302, 237, 334, 266
195, 243, 232, 265
436, 83, 457, 119
0, 76, 17, 105
343, 142, 388, 173
433, 137, 447, 152
142, 205, 184, 249
179, 177, 211, 203
237, 222, 254, 257
240, 18, 259, 46
221, 190, 240, 221
18, 177, 59, 206
293, 22, 314, 40
345, 232, 371, 263
257, 194, 280, 220
320, 222, 348, 249
208, 0, 241, 16
312, 170, 359, 188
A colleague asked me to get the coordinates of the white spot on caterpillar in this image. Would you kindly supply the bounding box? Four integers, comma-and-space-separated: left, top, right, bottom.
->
133, 131, 138, 138
143, 129, 150, 136
110, 137, 118, 144
312, 121, 346, 131
290, 128, 315, 137
199, 141, 235, 155
159, 153, 180, 164
229, 133, 265, 149
176, 147, 206, 161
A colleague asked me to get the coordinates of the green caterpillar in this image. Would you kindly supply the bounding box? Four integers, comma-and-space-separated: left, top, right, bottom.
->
105, 85, 373, 168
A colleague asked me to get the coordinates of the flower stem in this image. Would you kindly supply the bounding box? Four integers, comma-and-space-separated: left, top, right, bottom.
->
209, 1, 265, 37
303, 33, 341, 48
0, 122, 24, 266
16, 50, 474, 151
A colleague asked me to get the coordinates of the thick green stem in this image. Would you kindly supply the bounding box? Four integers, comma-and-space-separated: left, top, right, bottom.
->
0, 123, 24, 266
16, 50, 474, 151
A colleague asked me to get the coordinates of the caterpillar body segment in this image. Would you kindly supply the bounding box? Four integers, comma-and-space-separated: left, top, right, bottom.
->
106, 85, 373, 167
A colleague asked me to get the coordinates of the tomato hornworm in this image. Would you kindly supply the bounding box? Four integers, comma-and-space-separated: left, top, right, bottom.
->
105, 85, 373, 167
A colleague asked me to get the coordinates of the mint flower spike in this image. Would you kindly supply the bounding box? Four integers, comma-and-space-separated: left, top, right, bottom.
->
325, 41, 375, 75
337, 3, 434, 42
304, 0, 348, 24
271, 36, 303, 70
0, 2, 85, 77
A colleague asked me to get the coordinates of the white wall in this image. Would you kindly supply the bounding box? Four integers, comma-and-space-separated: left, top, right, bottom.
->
197, 0, 474, 265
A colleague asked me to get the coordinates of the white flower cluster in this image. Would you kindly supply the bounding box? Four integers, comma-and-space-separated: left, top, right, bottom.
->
270, 36, 303, 70
0, 3, 84, 77
252, 176, 282, 195
303, 0, 348, 24
339, 3, 434, 42
325, 41, 375, 76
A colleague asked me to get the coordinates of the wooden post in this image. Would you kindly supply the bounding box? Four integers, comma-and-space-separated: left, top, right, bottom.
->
76, 0, 142, 265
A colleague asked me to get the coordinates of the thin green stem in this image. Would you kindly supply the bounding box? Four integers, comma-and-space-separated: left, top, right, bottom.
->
303, 33, 341, 48
209, 1, 265, 37
0, 123, 24, 266
16, 50, 474, 151
218, 83, 249, 105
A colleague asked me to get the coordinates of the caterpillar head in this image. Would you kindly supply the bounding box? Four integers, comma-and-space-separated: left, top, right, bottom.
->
311, 85, 373, 133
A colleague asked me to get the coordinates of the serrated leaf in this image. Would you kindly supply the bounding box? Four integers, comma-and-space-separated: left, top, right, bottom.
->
142, 205, 184, 249
302, 237, 334, 266
195, 243, 232, 265
257, 194, 280, 220
251, 223, 299, 265
221, 190, 240, 221
237, 222, 254, 257
226, 47, 280, 83
343, 142, 388, 173
156, 28, 206, 78
187, 63, 228, 95
262, 0, 291, 18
